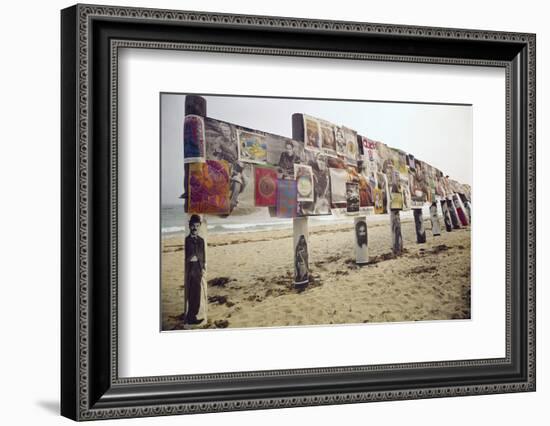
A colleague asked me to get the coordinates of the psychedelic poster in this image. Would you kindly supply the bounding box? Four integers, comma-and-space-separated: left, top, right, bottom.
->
183, 114, 206, 163
254, 166, 278, 207
276, 179, 297, 218
188, 160, 230, 214
294, 164, 314, 202
238, 129, 267, 164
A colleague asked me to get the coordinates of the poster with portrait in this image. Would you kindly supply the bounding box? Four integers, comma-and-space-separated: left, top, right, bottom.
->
204, 117, 238, 164
297, 151, 332, 216
354, 216, 369, 264
266, 135, 304, 180
320, 121, 337, 156
254, 166, 278, 207
293, 217, 310, 286
303, 115, 322, 151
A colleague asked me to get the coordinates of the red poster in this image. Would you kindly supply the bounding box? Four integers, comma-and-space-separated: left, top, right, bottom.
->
254, 166, 278, 206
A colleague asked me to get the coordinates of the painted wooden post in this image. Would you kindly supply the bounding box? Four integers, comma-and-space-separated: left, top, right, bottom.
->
293, 217, 310, 288
354, 216, 369, 264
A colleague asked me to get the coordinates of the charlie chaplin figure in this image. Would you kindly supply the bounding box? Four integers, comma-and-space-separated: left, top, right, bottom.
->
184, 214, 206, 325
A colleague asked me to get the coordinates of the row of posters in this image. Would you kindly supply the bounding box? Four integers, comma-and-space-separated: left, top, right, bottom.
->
183, 113, 471, 217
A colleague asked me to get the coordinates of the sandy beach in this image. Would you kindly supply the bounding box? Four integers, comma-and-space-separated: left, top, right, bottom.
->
161, 216, 471, 331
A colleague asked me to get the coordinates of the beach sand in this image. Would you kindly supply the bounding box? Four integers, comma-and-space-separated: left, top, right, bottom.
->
161, 217, 471, 331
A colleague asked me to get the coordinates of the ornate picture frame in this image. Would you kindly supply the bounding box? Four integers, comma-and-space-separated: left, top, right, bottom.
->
61, 4, 535, 420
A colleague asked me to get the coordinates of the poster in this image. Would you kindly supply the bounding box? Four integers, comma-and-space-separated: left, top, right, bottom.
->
188, 160, 230, 214
354, 216, 369, 264
204, 117, 238, 163
413, 208, 427, 243
266, 136, 303, 180
294, 163, 314, 202
329, 167, 348, 207
238, 129, 268, 164
183, 114, 206, 163
254, 166, 278, 207
276, 179, 297, 218
293, 217, 309, 286
346, 182, 360, 214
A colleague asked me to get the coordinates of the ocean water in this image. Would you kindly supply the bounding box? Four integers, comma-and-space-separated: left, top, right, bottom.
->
161, 204, 423, 236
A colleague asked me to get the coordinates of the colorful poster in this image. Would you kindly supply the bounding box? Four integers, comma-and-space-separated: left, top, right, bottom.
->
447, 198, 461, 229
329, 167, 347, 207
254, 166, 278, 207
346, 182, 360, 214
358, 173, 374, 207
362, 137, 379, 175
373, 187, 385, 214
188, 160, 230, 214
303, 115, 321, 151
294, 164, 314, 202
238, 129, 267, 164
276, 179, 297, 218
354, 216, 369, 264
183, 114, 206, 163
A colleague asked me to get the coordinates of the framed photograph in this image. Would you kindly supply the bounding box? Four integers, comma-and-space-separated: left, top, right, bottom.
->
61, 4, 535, 421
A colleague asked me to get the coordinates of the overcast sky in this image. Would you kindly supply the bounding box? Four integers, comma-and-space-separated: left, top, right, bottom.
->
161, 94, 472, 205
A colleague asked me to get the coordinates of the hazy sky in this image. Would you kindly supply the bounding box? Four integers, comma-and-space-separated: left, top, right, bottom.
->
161, 94, 472, 205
